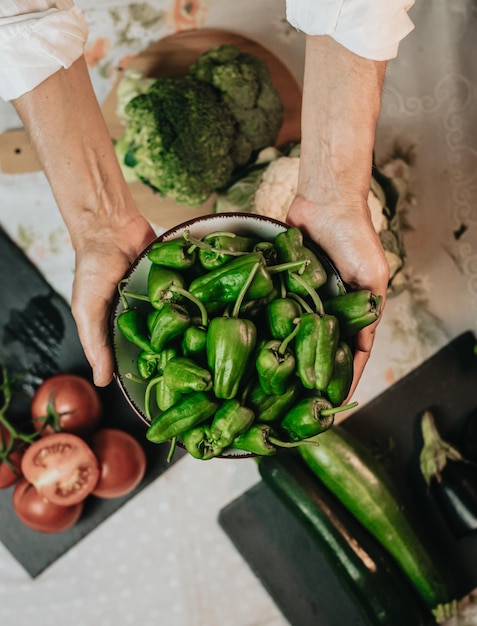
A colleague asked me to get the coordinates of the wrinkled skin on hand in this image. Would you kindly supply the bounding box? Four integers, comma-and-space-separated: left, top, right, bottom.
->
71, 214, 156, 387
287, 195, 389, 402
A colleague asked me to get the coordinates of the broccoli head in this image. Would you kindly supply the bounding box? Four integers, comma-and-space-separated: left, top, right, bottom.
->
116, 75, 239, 206
190, 44, 284, 153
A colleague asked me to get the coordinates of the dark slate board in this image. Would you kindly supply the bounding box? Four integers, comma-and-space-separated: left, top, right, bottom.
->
0, 225, 184, 578
219, 331, 477, 626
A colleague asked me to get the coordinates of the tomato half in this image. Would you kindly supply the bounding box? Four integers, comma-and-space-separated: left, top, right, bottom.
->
0, 425, 24, 489
21, 432, 100, 506
31, 374, 102, 436
13, 479, 83, 533
90, 428, 147, 499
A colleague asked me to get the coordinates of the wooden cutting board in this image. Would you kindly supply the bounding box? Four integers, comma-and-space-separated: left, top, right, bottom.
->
0, 29, 302, 229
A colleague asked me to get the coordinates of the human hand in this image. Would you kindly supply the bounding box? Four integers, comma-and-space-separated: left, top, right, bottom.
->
286, 194, 390, 402
70, 214, 156, 387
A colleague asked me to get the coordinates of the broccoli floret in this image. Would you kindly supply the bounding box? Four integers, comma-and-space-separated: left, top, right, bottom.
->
117, 76, 238, 206
190, 44, 284, 152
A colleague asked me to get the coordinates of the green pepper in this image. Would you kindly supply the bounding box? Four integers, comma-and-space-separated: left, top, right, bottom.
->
205, 260, 261, 400
325, 341, 354, 405
323, 290, 383, 336
154, 348, 182, 412
189, 252, 274, 304
231, 423, 316, 456
181, 324, 207, 359
248, 379, 303, 423
149, 302, 190, 353
137, 350, 160, 379
295, 312, 339, 391
274, 227, 327, 296
253, 241, 278, 265
280, 396, 357, 442
146, 391, 218, 444
163, 356, 213, 394
116, 308, 152, 353
207, 316, 256, 399
197, 231, 257, 270
210, 399, 255, 450
148, 264, 187, 307
255, 322, 300, 396
147, 238, 197, 269
266, 297, 302, 340
181, 424, 218, 460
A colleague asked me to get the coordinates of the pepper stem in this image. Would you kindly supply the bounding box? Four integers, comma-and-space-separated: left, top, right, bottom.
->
167, 437, 177, 463
320, 401, 358, 417
288, 292, 313, 314
231, 262, 261, 318
419, 410, 463, 485
268, 260, 309, 275
144, 375, 163, 421
288, 271, 324, 315
278, 322, 301, 356
182, 230, 247, 257
166, 286, 208, 327
268, 435, 321, 449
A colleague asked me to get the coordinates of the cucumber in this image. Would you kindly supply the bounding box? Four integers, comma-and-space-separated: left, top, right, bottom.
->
298, 426, 458, 623
259, 453, 426, 626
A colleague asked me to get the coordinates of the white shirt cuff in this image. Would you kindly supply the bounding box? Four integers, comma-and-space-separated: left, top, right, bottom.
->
286, 0, 415, 61
0, 2, 88, 101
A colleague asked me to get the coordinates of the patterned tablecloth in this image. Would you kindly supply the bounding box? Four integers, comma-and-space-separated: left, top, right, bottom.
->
0, 1, 476, 625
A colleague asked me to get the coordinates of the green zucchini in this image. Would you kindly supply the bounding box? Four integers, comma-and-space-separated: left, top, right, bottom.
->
259, 453, 426, 626
298, 426, 458, 623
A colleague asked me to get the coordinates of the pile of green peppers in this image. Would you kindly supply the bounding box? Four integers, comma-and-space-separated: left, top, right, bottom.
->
116, 226, 382, 460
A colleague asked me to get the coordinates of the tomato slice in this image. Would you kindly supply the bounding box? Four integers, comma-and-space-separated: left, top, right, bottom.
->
21, 433, 100, 506
13, 479, 83, 533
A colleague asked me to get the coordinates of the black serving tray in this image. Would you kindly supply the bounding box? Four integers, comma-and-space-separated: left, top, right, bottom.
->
0, 225, 184, 578
220, 331, 477, 626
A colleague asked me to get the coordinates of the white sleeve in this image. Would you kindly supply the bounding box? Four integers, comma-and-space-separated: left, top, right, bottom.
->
0, 0, 88, 101
286, 0, 415, 61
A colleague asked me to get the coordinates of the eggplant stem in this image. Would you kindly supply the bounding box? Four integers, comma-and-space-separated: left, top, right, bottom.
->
419, 410, 463, 485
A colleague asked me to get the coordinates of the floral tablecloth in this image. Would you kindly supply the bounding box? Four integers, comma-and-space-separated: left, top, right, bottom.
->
0, 1, 476, 625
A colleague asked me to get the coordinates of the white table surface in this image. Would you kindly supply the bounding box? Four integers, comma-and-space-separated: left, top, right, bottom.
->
1, 1, 477, 625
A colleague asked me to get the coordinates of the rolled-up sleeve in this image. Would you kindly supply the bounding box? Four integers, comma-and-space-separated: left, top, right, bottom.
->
0, 0, 88, 101
286, 0, 415, 60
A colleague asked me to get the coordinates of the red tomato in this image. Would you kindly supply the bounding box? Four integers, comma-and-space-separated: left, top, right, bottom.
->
90, 428, 147, 499
21, 432, 100, 506
13, 479, 83, 533
31, 374, 102, 437
0, 425, 24, 489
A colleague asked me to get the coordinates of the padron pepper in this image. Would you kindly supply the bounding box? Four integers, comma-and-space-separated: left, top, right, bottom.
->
325, 340, 354, 405
295, 312, 339, 391
266, 296, 302, 340
248, 379, 303, 423
191, 230, 258, 270
182, 399, 255, 460
256, 323, 300, 396
280, 396, 357, 442
147, 264, 186, 307
116, 308, 152, 353
137, 349, 160, 379
147, 237, 196, 269
148, 302, 190, 353
153, 348, 182, 412
189, 251, 274, 304
230, 423, 318, 457
163, 356, 213, 394
206, 260, 260, 399
323, 290, 383, 336
181, 324, 207, 360
146, 391, 219, 444
275, 227, 327, 296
